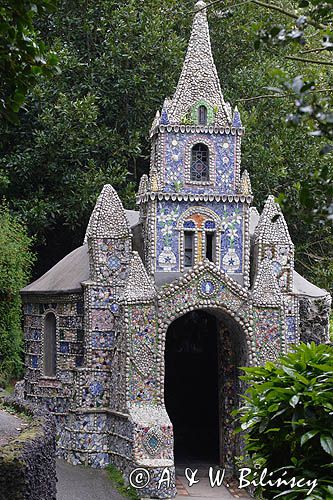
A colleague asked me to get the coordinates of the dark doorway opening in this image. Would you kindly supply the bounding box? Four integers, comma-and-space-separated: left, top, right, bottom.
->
164, 310, 219, 464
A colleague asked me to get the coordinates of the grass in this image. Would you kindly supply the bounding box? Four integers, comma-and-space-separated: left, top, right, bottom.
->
4, 383, 15, 395
107, 464, 139, 500
0, 398, 33, 424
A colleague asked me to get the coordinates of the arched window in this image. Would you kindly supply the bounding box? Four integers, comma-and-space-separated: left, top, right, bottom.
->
44, 313, 56, 377
198, 105, 207, 125
190, 143, 209, 182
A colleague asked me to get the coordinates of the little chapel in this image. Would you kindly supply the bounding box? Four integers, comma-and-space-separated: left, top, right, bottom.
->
21, 2, 331, 498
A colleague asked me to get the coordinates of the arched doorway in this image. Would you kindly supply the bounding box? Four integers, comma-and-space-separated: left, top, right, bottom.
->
165, 310, 219, 464
164, 308, 247, 468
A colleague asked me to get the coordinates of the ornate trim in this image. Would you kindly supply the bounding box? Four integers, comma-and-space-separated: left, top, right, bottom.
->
136, 192, 253, 205
150, 124, 245, 138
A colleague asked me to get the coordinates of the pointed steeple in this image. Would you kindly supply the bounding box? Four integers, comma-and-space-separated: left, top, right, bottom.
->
254, 196, 293, 245
149, 166, 159, 192
138, 174, 149, 195
253, 196, 294, 294
150, 110, 160, 136
240, 169, 252, 196
232, 106, 242, 128
166, 0, 230, 126
84, 184, 131, 241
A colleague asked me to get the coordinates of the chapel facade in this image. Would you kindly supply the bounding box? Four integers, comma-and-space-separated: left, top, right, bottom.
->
21, 2, 331, 498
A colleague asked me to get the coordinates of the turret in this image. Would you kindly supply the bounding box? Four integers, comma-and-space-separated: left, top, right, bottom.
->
85, 184, 132, 283
253, 195, 294, 293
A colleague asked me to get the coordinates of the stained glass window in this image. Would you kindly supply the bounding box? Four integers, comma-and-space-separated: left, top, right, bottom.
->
204, 220, 215, 230
198, 105, 207, 125
190, 143, 209, 182
183, 220, 196, 229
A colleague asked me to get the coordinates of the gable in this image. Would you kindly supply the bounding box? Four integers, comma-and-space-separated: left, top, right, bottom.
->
157, 262, 251, 326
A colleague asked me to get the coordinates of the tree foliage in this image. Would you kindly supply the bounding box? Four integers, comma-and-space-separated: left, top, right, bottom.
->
210, 0, 333, 151
256, 0, 333, 152
0, 0, 192, 275
0, 0, 58, 121
0, 208, 35, 385
236, 342, 333, 500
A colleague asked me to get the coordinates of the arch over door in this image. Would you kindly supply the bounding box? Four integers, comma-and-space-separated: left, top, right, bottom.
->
44, 312, 57, 377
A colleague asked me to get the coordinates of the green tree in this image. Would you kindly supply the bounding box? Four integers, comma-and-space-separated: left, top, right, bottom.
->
209, 2, 333, 291
0, 0, 58, 121
0, 208, 35, 385
235, 342, 333, 499
0, 0, 191, 275
208, 0, 333, 151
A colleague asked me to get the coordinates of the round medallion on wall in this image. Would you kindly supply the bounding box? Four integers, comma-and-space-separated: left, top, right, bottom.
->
198, 279, 216, 297
107, 255, 121, 270
110, 303, 119, 314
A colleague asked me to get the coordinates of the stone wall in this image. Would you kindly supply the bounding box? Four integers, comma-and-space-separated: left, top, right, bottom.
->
0, 397, 56, 500
23, 295, 84, 415
299, 295, 331, 344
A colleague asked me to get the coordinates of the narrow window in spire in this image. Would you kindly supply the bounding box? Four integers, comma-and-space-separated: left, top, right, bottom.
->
44, 312, 57, 377
205, 232, 216, 262
198, 105, 207, 125
184, 231, 194, 267
190, 143, 209, 182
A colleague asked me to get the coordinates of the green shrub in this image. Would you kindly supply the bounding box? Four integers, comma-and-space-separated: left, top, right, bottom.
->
0, 207, 35, 384
106, 464, 139, 500
236, 342, 333, 500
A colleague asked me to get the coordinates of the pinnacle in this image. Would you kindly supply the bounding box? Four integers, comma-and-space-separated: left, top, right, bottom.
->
84, 184, 130, 241
166, 0, 230, 126
194, 0, 207, 11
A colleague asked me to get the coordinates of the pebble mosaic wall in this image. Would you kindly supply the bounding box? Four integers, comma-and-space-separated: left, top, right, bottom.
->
155, 200, 247, 275
299, 295, 332, 344
23, 295, 84, 414
162, 132, 238, 194
127, 305, 159, 404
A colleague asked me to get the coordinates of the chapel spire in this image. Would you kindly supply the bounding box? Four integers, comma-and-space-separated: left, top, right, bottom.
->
166, 0, 231, 126
84, 184, 131, 241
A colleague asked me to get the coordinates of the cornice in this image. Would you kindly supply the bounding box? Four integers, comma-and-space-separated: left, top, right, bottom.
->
136, 191, 253, 205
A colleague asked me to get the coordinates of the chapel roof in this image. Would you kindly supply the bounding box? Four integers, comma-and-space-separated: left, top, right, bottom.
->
21, 210, 139, 295
254, 195, 293, 246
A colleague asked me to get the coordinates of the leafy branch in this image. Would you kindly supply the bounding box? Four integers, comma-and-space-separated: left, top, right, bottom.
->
236, 87, 333, 102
